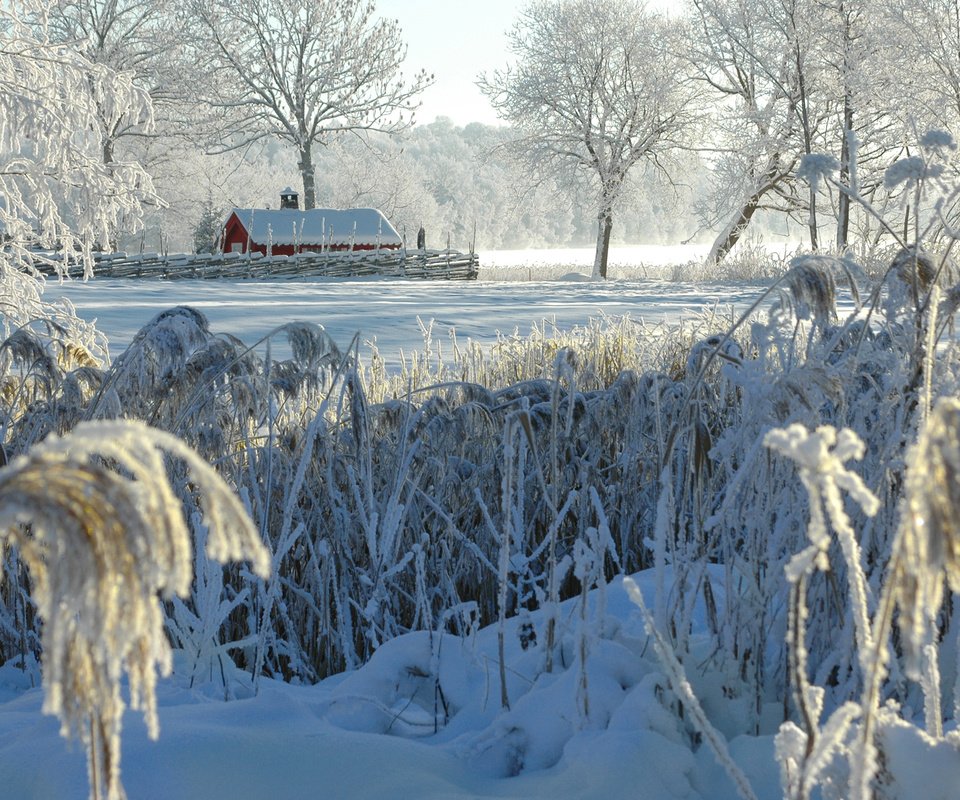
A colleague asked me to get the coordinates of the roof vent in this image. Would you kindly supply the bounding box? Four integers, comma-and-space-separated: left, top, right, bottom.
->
279, 187, 299, 210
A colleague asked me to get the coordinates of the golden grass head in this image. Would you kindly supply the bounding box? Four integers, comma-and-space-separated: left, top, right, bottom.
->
784, 257, 837, 325
896, 397, 960, 678
0, 419, 269, 800
891, 246, 939, 293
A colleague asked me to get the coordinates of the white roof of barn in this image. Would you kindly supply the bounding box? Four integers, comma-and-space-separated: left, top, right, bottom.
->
227, 208, 402, 246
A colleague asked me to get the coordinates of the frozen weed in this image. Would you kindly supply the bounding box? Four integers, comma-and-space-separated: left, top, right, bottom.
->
0, 420, 268, 800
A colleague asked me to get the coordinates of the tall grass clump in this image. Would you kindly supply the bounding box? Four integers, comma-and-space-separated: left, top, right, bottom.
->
7, 125, 960, 796
720, 131, 960, 798
1, 284, 735, 681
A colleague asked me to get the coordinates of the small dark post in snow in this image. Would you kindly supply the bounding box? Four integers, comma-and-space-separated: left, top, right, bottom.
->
417, 224, 426, 251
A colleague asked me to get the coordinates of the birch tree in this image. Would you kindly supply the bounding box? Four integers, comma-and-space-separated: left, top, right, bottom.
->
189, 0, 431, 210
479, 0, 698, 279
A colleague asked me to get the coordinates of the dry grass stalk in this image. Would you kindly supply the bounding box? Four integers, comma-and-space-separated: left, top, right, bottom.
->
783, 259, 838, 326
0, 419, 269, 800
893, 396, 960, 679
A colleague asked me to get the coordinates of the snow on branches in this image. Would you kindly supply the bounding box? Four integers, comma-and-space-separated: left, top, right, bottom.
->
0, 0, 159, 276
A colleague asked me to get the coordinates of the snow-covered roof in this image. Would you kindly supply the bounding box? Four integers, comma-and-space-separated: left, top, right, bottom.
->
227, 208, 402, 246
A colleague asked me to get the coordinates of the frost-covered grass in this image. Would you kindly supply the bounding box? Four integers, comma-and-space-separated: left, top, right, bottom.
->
4, 234, 960, 798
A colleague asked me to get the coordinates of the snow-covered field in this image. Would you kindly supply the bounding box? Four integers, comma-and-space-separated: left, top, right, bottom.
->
40, 275, 767, 364
37, 243, 800, 362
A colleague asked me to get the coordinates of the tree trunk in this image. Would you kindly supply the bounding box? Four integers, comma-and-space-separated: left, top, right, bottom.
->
103, 137, 114, 172
593, 208, 613, 280
808, 186, 820, 251
299, 143, 316, 210
103, 136, 118, 251
836, 0, 857, 252
837, 105, 853, 251
789, 11, 818, 251
796, 72, 818, 251
708, 194, 763, 265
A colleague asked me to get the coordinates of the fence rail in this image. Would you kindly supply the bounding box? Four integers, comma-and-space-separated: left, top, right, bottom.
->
38, 248, 480, 281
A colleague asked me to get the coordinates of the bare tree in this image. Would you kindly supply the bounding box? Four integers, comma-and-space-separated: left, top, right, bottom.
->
890, 0, 960, 133
479, 0, 698, 279
813, 0, 905, 252
883, 0, 960, 242
691, 0, 927, 262
821, 0, 862, 251
189, 0, 431, 210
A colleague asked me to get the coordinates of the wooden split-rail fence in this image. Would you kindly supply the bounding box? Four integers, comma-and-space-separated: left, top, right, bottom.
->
40, 248, 480, 281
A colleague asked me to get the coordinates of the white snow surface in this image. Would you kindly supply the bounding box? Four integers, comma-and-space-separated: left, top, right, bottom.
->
41, 276, 770, 364
39, 242, 815, 363
0, 570, 784, 800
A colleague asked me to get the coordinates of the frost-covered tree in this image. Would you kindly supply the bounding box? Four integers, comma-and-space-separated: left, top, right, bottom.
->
796, 0, 902, 251
689, 0, 830, 262
820, 0, 866, 250
881, 1, 960, 241
0, 0, 159, 271
690, 0, 932, 259
479, 0, 698, 279
192, 199, 225, 253
41, 0, 191, 251
45, 0, 185, 169
890, 0, 960, 131
189, 0, 431, 210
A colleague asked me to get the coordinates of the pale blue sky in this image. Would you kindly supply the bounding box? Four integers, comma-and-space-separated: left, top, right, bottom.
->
376, 0, 521, 126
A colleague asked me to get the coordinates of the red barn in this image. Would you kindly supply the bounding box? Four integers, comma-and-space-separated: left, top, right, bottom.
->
220, 188, 403, 256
